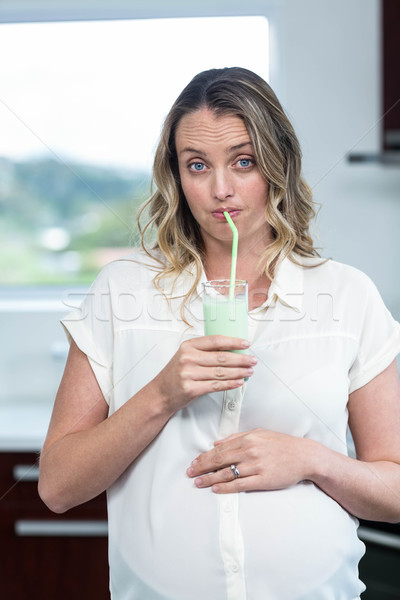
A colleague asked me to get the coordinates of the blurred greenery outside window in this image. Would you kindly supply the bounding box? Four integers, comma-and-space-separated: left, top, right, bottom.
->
0, 157, 149, 284
0, 16, 269, 286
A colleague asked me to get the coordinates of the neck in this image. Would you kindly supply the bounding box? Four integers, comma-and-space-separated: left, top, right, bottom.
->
203, 246, 272, 311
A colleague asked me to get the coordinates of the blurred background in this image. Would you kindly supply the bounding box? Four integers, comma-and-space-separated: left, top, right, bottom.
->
0, 0, 399, 598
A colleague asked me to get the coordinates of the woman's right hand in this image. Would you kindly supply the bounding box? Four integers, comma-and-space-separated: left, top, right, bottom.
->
152, 335, 257, 415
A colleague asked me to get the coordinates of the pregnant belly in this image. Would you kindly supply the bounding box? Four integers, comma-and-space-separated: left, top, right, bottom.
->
108, 473, 365, 600
240, 482, 366, 599
108, 466, 226, 600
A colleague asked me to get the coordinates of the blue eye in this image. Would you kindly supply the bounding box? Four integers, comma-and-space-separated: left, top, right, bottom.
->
238, 159, 252, 168
190, 162, 205, 171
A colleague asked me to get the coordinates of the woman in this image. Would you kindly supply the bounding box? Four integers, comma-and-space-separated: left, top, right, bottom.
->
39, 67, 400, 599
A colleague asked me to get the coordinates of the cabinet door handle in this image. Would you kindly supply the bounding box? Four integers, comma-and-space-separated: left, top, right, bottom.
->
15, 520, 108, 537
358, 526, 400, 551
13, 464, 40, 482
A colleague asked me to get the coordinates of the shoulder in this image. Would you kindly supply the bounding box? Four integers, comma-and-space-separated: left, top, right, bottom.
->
286, 256, 398, 346
91, 248, 165, 292
298, 255, 377, 296
293, 255, 388, 324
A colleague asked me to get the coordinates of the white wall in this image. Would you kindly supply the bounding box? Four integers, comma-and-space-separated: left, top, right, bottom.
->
279, 0, 400, 317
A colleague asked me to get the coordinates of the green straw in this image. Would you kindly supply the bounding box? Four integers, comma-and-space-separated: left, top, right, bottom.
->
223, 211, 238, 301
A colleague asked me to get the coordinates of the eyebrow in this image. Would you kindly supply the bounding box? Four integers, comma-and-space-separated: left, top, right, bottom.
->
228, 141, 253, 153
179, 147, 207, 157
179, 141, 253, 157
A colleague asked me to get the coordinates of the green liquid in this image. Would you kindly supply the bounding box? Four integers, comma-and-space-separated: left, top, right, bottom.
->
203, 295, 248, 354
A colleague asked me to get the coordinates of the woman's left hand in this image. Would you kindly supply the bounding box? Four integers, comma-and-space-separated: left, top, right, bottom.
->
186, 429, 318, 493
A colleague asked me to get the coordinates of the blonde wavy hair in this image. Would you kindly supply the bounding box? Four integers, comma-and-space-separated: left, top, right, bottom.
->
138, 67, 320, 315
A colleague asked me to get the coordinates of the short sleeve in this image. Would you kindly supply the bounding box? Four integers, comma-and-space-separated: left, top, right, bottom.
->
61, 265, 114, 405
348, 274, 400, 394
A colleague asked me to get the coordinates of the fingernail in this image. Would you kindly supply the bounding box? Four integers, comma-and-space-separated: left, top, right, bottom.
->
187, 467, 194, 476
195, 478, 203, 487
250, 357, 258, 365
247, 368, 254, 376
241, 340, 250, 348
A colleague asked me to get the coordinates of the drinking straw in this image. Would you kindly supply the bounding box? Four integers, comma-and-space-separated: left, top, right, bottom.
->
223, 211, 238, 301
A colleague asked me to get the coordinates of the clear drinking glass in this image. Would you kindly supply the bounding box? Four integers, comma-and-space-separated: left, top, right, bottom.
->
202, 279, 248, 354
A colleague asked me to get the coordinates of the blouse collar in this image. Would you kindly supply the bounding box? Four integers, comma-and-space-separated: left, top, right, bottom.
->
173, 253, 307, 315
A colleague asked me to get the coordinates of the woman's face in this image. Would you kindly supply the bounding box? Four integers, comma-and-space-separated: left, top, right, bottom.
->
175, 107, 271, 253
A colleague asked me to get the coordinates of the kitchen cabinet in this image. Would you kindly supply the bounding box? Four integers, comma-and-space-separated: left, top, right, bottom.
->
0, 451, 109, 600
359, 520, 400, 599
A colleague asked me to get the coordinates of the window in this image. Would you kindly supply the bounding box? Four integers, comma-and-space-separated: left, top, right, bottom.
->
0, 16, 269, 285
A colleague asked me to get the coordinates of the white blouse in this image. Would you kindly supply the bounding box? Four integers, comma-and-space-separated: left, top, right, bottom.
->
61, 250, 400, 600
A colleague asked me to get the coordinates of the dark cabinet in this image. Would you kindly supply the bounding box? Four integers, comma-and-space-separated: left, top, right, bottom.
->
0, 452, 109, 599
359, 521, 400, 599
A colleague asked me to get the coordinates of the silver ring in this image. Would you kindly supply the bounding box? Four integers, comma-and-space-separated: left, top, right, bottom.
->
230, 464, 240, 479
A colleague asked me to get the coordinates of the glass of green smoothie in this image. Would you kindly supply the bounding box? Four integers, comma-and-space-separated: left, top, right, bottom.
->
202, 279, 248, 353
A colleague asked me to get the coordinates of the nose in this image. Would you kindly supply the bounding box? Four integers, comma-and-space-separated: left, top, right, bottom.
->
211, 169, 234, 201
